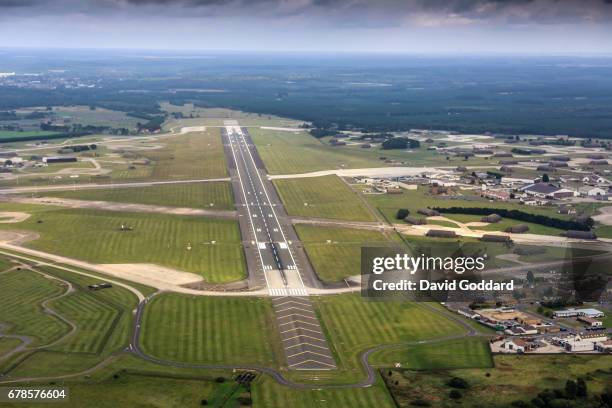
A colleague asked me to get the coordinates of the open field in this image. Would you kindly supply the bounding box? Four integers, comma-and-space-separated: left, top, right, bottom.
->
312, 295, 465, 377
0, 205, 245, 283
0, 130, 61, 141
0, 270, 69, 347
162, 103, 303, 128
52, 106, 141, 130
140, 128, 227, 180
370, 338, 493, 370
140, 294, 279, 366
249, 128, 494, 175
274, 175, 376, 221
253, 375, 396, 408
386, 354, 612, 407
42, 182, 235, 210
295, 225, 396, 282
364, 185, 569, 235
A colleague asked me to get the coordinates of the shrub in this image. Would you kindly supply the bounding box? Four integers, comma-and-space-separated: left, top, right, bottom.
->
449, 390, 462, 400
447, 377, 470, 389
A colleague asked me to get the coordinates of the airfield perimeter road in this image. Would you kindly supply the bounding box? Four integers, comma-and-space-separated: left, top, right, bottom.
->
223, 124, 336, 370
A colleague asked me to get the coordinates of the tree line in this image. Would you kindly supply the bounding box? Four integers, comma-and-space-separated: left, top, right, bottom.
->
433, 207, 593, 231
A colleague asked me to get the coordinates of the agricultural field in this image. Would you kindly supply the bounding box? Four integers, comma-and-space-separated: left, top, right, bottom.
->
140, 294, 280, 366
0, 206, 246, 283
253, 375, 396, 408
295, 225, 397, 282
274, 175, 376, 222
43, 182, 235, 210
370, 338, 493, 370
311, 295, 466, 379
385, 354, 612, 407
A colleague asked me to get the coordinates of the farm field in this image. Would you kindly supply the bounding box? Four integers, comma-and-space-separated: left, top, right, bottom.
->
51, 106, 142, 130
43, 182, 235, 210
274, 175, 376, 222
253, 375, 396, 408
140, 294, 279, 366
386, 354, 612, 408
370, 338, 493, 370
0, 206, 246, 283
311, 295, 466, 379
295, 225, 397, 282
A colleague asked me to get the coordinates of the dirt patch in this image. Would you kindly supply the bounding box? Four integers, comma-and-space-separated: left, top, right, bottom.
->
0, 212, 31, 223
0, 230, 39, 245
96, 263, 204, 287
593, 206, 612, 226
180, 126, 207, 134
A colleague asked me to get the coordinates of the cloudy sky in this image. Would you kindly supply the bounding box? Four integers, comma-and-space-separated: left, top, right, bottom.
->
0, 0, 611, 53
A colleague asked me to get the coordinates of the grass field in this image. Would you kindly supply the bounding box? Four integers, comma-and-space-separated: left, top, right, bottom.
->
253, 375, 396, 408
386, 354, 612, 407
44, 182, 235, 210
370, 338, 493, 370
295, 225, 397, 282
311, 295, 466, 377
0, 206, 245, 283
0, 130, 60, 141
141, 128, 227, 180
274, 175, 376, 221
0, 270, 69, 346
365, 186, 568, 235
140, 294, 279, 366
0, 338, 22, 357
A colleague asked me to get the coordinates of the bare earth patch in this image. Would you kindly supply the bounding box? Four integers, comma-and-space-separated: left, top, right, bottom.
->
96, 263, 204, 287
0, 212, 31, 223
593, 206, 612, 226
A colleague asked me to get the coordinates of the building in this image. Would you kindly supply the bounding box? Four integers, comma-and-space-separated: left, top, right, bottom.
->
482, 189, 510, 201
553, 308, 605, 318
564, 230, 597, 240
481, 214, 502, 223
42, 156, 77, 164
522, 183, 576, 200
505, 224, 529, 234
582, 174, 608, 185
595, 340, 612, 353
577, 316, 603, 327
501, 338, 527, 352
561, 333, 608, 352
558, 205, 576, 215
578, 186, 607, 197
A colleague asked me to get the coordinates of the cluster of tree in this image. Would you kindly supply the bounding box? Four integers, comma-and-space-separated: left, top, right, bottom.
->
58, 144, 97, 154
382, 137, 420, 150
510, 378, 612, 408
136, 114, 165, 133
396, 208, 410, 219
486, 170, 504, 179
0, 110, 18, 120
309, 128, 338, 138
433, 207, 593, 231
511, 147, 546, 155
540, 299, 583, 309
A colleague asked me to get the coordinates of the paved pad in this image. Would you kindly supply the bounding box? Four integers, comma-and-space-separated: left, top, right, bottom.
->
272, 296, 337, 370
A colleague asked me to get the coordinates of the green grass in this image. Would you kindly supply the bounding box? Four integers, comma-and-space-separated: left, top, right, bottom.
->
274, 175, 376, 221
370, 338, 493, 370
253, 375, 396, 408
3, 373, 219, 408
0, 337, 22, 357
0, 206, 246, 283
0, 130, 60, 140
367, 186, 568, 235
311, 295, 465, 377
249, 127, 493, 175
386, 354, 612, 408
140, 294, 279, 366
141, 128, 228, 180
0, 270, 69, 346
295, 225, 396, 282
43, 182, 235, 210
